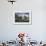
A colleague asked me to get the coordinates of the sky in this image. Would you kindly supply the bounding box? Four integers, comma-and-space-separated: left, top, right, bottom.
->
15, 13, 29, 17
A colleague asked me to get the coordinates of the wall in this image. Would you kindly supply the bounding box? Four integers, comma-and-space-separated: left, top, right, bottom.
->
0, 0, 46, 41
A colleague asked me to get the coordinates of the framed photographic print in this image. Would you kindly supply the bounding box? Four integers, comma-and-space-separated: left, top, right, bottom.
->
12, 10, 32, 25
